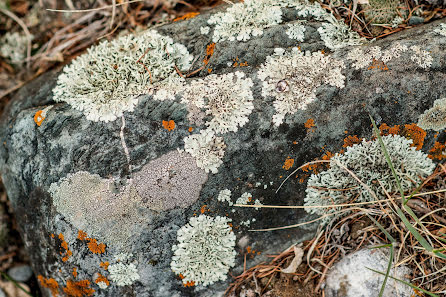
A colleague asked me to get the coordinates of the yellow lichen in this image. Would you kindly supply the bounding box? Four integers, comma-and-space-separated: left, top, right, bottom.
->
87, 238, 106, 254
428, 141, 446, 160
99, 262, 109, 270
203, 43, 215, 65
173, 12, 200, 22
72, 268, 78, 278
77, 230, 88, 241
94, 273, 110, 287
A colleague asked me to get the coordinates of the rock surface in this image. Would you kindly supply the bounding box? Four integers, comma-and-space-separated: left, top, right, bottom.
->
324, 248, 413, 297
7, 265, 34, 283
0, 3, 445, 297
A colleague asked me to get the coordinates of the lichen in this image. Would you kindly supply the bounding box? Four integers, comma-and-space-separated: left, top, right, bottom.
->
171, 215, 236, 286
410, 45, 433, 69
207, 0, 283, 42
108, 253, 140, 287
217, 189, 233, 206
418, 98, 446, 131
181, 71, 254, 133
63, 280, 95, 297
52, 30, 193, 122
317, 15, 364, 50
434, 23, 446, 36
0, 31, 32, 65
286, 23, 306, 41
305, 135, 435, 219
258, 48, 345, 126
183, 129, 226, 173
133, 150, 208, 210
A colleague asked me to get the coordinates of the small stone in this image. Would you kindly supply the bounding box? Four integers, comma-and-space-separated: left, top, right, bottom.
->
408, 16, 424, 25
0, 288, 5, 297
324, 248, 413, 297
7, 265, 33, 282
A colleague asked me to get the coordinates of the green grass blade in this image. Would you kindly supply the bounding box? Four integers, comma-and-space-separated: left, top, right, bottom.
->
394, 207, 433, 252
367, 267, 440, 297
378, 245, 394, 297
366, 214, 396, 242
433, 250, 446, 260
0, 272, 34, 297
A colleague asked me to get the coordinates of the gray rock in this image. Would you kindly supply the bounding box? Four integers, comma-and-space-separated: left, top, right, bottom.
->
0, 3, 445, 297
409, 16, 424, 25
7, 265, 33, 283
0, 288, 5, 297
324, 248, 413, 297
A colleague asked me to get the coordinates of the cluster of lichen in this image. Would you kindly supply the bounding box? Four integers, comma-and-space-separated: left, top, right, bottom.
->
304, 135, 435, 219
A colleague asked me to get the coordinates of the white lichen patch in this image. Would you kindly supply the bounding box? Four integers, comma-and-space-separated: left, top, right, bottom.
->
317, 15, 364, 50
182, 71, 254, 133
409, 45, 433, 69
286, 23, 306, 41
434, 23, 446, 36
0, 32, 33, 65
418, 97, 446, 131
236, 192, 263, 210
52, 30, 193, 122
200, 26, 211, 35
347, 42, 432, 70
217, 189, 233, 206
133, 150, 208, 210
171, 215, 236, 286
183, 129, 226, 174
49, 171, 153, 247
108, 253, 140, 286
304, 135, 435, 220
207, 0, 283, 42
258, 48, 345, 126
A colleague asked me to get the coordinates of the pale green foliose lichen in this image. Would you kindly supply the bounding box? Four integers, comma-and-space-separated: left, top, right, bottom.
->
0, 31, 32, 65
108, 253, 140, 286
417, 98, 446, 131
257, 47, 345, 126
304, 135, 435, 220
52, 30, 193, 122
317, 15, 365, 50
434, 23, 446, 36
170, 215, 236, 286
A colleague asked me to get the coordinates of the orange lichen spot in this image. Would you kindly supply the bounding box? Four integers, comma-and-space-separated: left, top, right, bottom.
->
379, 123, 426, 150
321, 49, 325, 54
367, 59, 389, 71
173, 12, 200, 22
188, 127, 194, 132
34, 110, 45, 126
282, 157, 295, 170
322, 151, 334, 161
99, 262, 109, 270
293, 141, 298, 145
304, 118, 315, 130
343, 135, 362, 148
183, 281, 195, 287
246, 246, 259, 258
428, 142, 446, 160
87, 238, 106, 254
94, 273, 110, 287
162, 120, 175, 131
50, 233, 55, 238
63, 280, 95, 297
207, 68, 212, 73
58, 233, 72, 262
379, 123, 401, 135
232, 56, 248, 67
401, 123, 426, 150
200, 205, 208, 214
77, 230, 88, 241
38, 275, 59, 297
203, 43, 215, 65
72, 268, 78, 278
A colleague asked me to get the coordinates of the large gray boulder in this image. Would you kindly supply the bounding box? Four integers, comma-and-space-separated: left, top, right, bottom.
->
0, 1, 445, 296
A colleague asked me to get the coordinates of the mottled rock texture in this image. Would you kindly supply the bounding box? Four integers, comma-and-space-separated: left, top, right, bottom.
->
0, 4, 446, 296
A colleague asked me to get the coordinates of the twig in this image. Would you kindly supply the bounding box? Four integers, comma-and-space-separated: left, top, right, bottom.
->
46, 0, 145, 12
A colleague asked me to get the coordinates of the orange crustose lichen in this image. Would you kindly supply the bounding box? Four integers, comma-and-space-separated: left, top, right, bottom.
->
77, 230, 88, 241
304, 118, 315, 130
38, 275, 60, 297
203, 43, 215, 65
367, 59, 389, 71
100, 262, 109, 270
57, 233, 72, 262
63, 280, 95, 297
34, 110, 46, 126
94, 273, 110, 286
428, 142, 446, 160
173, 12, 200, 22
379, 123, 426, 150
72, 268, 78, 278
87, 238, 106, 254
343, 135, 362, 148
162, 120, 175, 131
282, 157, 295, 170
